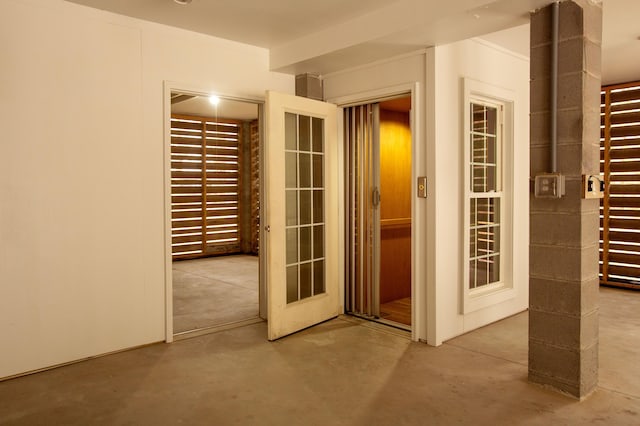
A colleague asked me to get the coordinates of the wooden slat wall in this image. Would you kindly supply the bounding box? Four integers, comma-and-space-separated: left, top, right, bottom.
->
600, 81, 640, 289
171, 114, 242, 259
250, 120, 260, 254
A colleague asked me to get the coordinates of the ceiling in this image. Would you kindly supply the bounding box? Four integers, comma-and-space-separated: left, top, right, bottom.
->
66, 0, 393, 49
67, 0, 639, 84
478, 0, 640, 85
171, 94, 259, 120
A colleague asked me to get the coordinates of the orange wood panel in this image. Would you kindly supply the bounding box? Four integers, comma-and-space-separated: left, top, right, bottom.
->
380, 109, 411, 220
379, 108, 412, 304
380, 224, 411, 303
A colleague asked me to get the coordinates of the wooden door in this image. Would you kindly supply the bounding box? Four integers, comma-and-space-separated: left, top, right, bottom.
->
265, 91, 340, 340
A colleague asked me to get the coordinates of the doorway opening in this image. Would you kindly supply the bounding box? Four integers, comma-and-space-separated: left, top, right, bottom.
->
344, 95, 413, 330
169, 92, 262, 338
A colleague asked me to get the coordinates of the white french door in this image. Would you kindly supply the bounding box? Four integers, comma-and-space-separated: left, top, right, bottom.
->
265, 91, 340, 340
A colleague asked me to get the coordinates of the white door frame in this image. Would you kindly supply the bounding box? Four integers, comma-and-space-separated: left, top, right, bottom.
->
327, 82, 424, 342
162, 81, 266, 342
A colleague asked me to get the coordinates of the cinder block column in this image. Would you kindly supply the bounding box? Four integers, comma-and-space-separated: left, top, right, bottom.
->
295, 73, 323, 101
529, 0, 602, 398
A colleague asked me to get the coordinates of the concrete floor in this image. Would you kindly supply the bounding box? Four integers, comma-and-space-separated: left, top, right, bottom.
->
1, 287, 639, 425
173, 255, 259, 333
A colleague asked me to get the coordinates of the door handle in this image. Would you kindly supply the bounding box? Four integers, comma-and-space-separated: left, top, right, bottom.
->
372, 188, 381, 207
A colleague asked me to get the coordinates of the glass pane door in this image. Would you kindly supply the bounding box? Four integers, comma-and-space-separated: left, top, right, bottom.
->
265, 91, 339, 340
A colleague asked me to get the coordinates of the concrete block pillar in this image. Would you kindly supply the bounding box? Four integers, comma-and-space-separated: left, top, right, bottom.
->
295, 73, 323, 101
529, 0, 602, 398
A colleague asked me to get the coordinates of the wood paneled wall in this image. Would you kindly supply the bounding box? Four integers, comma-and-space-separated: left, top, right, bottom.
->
379, 108, 412, 303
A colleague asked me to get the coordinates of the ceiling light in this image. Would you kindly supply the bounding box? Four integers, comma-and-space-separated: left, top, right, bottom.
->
174, 0, 192, 5
209, 95, 220, 106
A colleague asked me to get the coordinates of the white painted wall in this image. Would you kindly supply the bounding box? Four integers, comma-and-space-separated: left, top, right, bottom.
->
324, 39, 529, 345
428, 39, 530, 343
0, 0, 292, 379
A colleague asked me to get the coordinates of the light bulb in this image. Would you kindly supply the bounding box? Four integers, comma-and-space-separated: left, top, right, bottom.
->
209, 95, 220, 106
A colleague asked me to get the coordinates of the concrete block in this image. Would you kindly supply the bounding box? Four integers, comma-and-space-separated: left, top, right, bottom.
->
580, 0, 603, 44
529, 339, 580, 383
529, 370, 580, 398
530, 112, 550, 146
295, 73, 323, 101
530, 244, 598, 282
529, 277, 550, 310
530, 77, 550, 114
584, 39, 602, 78
579, 342, 599, 395
557, 143, 584, 175
530, 44, 551, 81
582, 243, 600, 279
530, 145, 550, 176
559, 1, 584, 41
557, 108, 583, 145
580, 276, 599, 314
530, 277, 597, 316
530, 310, 581, 348
558, 37, 584, 75
581, 210, 600, 247
558, 72, 584, 110
580, 198, 600, 216
580, 309, 599, 349
530, 338, 597, 397
530, 6, 551, 47
530, 211, 582, 247
530, 244, 581, 281
583, 72, 602, 114
581, 109, 601, 149
580, 140, 600, 174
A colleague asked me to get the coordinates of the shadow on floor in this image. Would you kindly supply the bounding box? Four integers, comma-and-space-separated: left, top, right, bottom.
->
0, 287, 638, 425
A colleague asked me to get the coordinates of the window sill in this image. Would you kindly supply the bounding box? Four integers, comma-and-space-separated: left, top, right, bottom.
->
462, 284, 516, 314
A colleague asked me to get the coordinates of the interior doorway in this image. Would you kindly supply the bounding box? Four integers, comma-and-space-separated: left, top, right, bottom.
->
169, 92, 262, 338
344, 95, 413, 329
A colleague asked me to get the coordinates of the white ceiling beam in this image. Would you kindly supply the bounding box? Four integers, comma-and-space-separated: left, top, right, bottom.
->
270, 0, 554, 74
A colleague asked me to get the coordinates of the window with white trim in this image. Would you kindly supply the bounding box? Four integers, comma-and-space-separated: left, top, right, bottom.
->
463, 78, 515, 314
469, 101, 502, 290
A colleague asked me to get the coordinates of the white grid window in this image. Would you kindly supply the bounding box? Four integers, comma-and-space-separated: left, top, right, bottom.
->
284, 113, 326, 304
468, 102, 503, 290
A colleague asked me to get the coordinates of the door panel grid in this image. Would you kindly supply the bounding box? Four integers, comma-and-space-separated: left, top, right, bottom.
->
284, 112, 326, 304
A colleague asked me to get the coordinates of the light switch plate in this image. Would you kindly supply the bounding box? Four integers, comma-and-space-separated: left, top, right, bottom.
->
417, 176, 427, 198
534, 173, 565, 198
